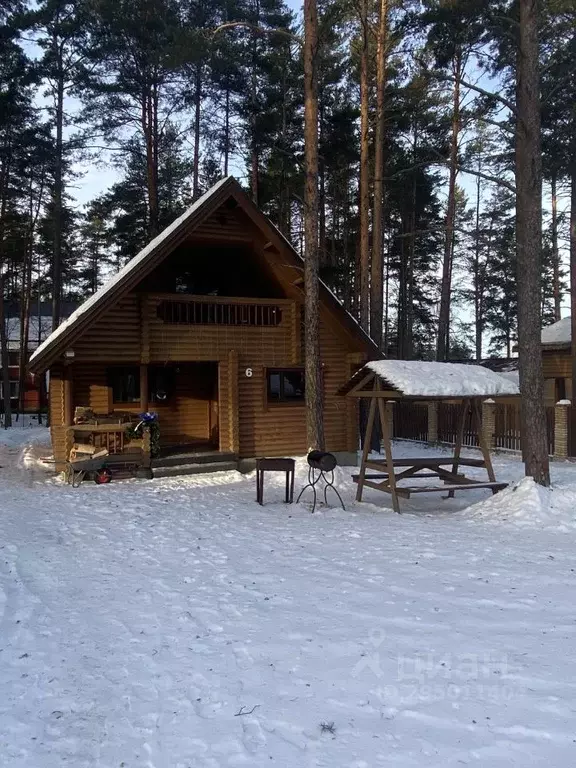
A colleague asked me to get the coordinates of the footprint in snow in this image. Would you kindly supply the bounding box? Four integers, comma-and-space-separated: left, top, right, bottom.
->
241, 718, 267, 753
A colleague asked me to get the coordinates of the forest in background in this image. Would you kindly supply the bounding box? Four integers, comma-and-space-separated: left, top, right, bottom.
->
0, 0, 575, 375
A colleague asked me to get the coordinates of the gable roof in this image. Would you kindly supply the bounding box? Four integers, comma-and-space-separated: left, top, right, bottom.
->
340, 360, 520, 399
29, 176, 377, 372
541, 316, 571, 348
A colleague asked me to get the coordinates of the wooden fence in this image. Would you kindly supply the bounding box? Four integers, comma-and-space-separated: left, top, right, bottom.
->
392, 401, 428, 442
393, 401, 556, 456
437, 403, 479, 447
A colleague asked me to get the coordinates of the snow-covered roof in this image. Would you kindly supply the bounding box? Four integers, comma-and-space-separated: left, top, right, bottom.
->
359, 360, 520, 398
30, 176, 377, 371
30, 177, 233, 367
498, 369, 520, 386
541, 317, 571, 347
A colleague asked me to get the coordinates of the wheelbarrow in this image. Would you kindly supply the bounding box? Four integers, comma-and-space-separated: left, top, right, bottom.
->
65, 456, 141, 487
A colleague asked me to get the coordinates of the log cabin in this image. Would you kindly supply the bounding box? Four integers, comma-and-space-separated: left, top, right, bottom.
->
541, 316, 572, 404
29, 177, 377, 474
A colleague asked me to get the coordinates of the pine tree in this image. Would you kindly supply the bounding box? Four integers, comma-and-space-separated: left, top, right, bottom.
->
304, 0, 325, 450
83, 0, 185, 237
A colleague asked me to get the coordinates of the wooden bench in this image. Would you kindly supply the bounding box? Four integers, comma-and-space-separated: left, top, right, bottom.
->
406, 482, 507, 494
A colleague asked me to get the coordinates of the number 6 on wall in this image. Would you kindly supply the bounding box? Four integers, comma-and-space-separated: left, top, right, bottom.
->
245, 368, 253, 378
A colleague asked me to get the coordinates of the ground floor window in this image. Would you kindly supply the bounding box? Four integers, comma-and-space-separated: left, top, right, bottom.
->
107, 366, 140, 404
267, 368, 305, 403
0, 381, 19, 400
149, 366, 176, 403
107, 365, 178, 405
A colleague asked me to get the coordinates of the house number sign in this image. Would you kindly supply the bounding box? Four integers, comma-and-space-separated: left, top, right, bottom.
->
245, 368, 253, 378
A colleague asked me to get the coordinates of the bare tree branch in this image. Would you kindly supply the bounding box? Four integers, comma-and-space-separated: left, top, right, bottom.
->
431, 71, 517, 116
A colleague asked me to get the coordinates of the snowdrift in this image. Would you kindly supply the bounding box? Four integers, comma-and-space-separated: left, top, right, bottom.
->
463, 475, 576, 531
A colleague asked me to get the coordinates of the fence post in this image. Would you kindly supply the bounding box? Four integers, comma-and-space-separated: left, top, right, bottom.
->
428, 401, 438, 444
554, 400, 570, 459
386, 401, 394, 439
482, 399, 496, 449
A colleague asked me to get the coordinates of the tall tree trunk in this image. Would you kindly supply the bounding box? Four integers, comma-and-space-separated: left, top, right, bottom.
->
224, 83, 230, 176
142, 88, 159, 236
370, 0, 389, 352
0, 140, 12, 427
19, 244, 32, 418
303, 0, 324, 451
52, 62, 64, 330
550, 171, 561, 321
437, 47, 462, 361
397, 215, 408, 358
279, 58, 290, 236
250, 6, 260, 205
0, 274, 11, 429
473, 173, 483, 359
515, 0, 550, 485
193, 62, 202, 199
358, 0, 370, 332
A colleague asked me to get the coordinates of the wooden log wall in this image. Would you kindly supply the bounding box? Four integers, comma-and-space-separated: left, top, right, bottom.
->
49, 364, 67, 469
72, 295, 141, 362
542, 349, 571, 378
48, 290, 364, 463
236, 318, 357, 458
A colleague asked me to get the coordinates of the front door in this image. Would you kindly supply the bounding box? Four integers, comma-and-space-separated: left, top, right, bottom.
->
150, 362, 219, 449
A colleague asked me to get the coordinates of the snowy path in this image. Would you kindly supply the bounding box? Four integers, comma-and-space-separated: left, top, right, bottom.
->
1, 433, 576, 766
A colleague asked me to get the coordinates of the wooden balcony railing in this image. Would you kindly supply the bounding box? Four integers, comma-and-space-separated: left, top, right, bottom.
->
150, 294, 293, 328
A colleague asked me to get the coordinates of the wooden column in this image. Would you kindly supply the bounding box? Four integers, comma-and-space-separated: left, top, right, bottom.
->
63, 366, 74, 427
428, 401, 438, 443
554, 399, 570, 458
481, 398, 496, 449
291, 302, 300, 365
472, 398, 496, 483
228, 350, 239, 455
356, 387, 377, 502
386, 401, 395, 440
139, 294, 150, 415
140, 294, 150, 364
63, 366, 74, 466
377, 385, 400, 514
140, 364, 149, 412
448, 398, 468, 498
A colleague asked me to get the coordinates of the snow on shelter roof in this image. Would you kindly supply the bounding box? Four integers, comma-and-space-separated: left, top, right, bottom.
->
30, 176, 377, 371
345, 360, 520, 398
541, 316, 571, 346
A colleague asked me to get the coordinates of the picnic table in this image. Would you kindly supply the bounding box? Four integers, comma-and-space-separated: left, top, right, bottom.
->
340, 362, 516, 513
353, 455, 507, 501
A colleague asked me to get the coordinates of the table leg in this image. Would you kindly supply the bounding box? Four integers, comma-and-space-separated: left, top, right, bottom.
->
256, 469, 263, 505
289, 469, 294, 503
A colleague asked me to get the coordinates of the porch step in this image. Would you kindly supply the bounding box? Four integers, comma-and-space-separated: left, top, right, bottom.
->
152, 451, 236, 469
152, 460, 239, 479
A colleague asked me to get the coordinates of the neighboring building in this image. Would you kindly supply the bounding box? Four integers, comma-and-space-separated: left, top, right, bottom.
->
30, 177, 377, 470
541, 317, 572, 403
3, 303, 76, 412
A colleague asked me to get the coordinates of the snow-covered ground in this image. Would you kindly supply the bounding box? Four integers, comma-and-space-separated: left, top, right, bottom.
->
1, 429, 576, 767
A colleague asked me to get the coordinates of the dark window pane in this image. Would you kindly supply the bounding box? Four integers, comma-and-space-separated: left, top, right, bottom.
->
268, 373, 282, 401
283, 371, 305, 400
108, 367, 140, 403
266, 369, 305, 404
149, 366, 175, 403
